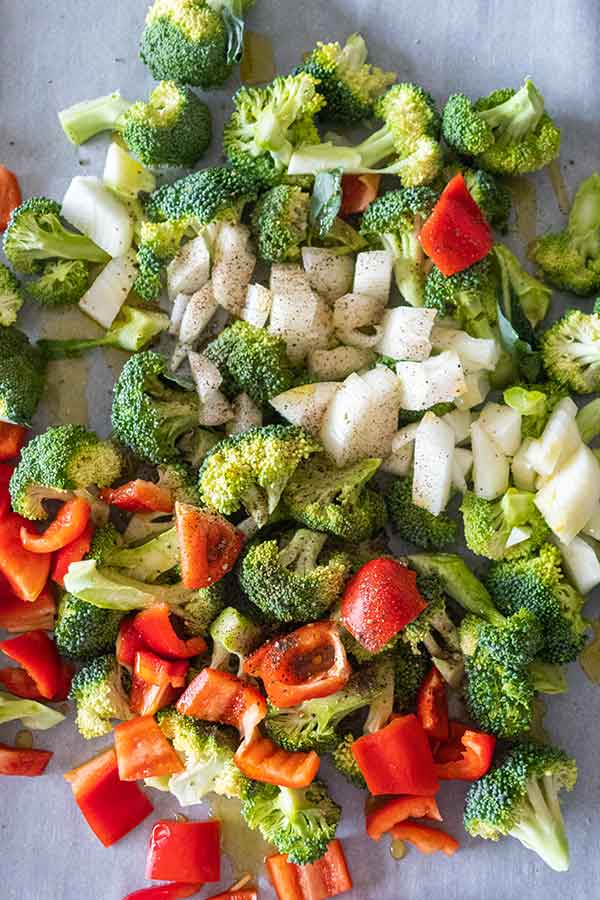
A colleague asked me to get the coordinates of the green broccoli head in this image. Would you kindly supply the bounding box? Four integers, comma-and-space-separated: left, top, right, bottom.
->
0, 327, 46, 426
442, 93, 495, 157
464, 646, 536, 738
251, 185, 310, 263
457, 167, 512, 232
179, 580, 226, 634
0, 263, 24, 326
424, 254, 497, 330
460, 609, 543, 669
204, 320, 298, 406
541, 308, 600, 394
461, 489, 550, 561
55, 594, 124, 660
503, 383, 567, 439
2, 197, 109, 274
134, 218, 190, 301
392, 641, 429, 709
283, 455, 386, 543
69, 654, 131, 739
331, 733, 366, 788
9, 424, 122, 520
464, 742, 577, 871
145, 165, 258, 226
27, 259, 90, 306
386, 477, 458, 551
157, 462, 201, 504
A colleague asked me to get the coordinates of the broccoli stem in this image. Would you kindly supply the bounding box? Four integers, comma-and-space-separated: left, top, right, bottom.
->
37, 231, 109, 265
529, 661, 567, 694
59, 93, 131, 145
363, 656, 394, 734
479, 80, 544, 146
508, 775, 570, 872
408, 553, 506, 627
568, 173, 600, 258
278, 530, 328, 575
355, 126, 397, 169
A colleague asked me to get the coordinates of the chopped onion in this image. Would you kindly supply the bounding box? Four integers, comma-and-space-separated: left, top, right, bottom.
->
525, 398, 580, 477
471, 421, 509, 500
583, 507, 600, 541
307, 346, 375, 381
535, 444, 600, 545
269, 287, 332, 363
335, 324, 383, 349
511, 438, 537, 491
554, 535, 600, 594
381, 424, 419, 476
270, 382, 341, 435
353, 250, 393, 303
506, 526, 533, 549
454, 372, 490, 410
103, 142, 156, 198
179, 283, 218, 346
169, 293, 191, 337
187, 351, 223, 399
478, 402, 522, 457
78, 250, 137, 328
333, 292, 386, 331
301, 247, 355, 302
396, 351, 466, 411
226, 393, 263, 435
167, 235, 210, 299
431, 325, 500, 373
376, 307, 436, 361
452, 447, 473, 493
412, 412, 455, 516
240, 284, 272, 328
442, 409, 472, 445
269, 263, 308, 295
212, 224, 256, 315
62, 175, 133, 258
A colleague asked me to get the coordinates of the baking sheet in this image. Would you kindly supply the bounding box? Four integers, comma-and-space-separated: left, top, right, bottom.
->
1, 0, 600, 897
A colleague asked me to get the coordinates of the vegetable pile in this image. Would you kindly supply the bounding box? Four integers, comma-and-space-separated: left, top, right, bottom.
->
1, 6, 599, 898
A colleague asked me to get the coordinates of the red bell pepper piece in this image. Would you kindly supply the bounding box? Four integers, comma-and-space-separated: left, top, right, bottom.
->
340, 174, 380, 216
366, 795, 442, 841
123, 885, 203, 900
0, 166, 22, 232
0, 463, 14, 519
114, 715, 185, 781
417, 666, 449, 742
51, 520, 94, 587
146, 820, 221, 884
267, 840, 353, 900
101, 479, 175, 514
0, 666, 44, 699
0, 629, 63, 699
352, 714, 440, 797
135, 650, 189, 688
134, 604, 207, 660
341, 558, 427, 653
130, 678, 179, 718
244, 622, 351, 708
391, 821, 460, 856
434, 722, 496, 781
65, 748, 153, 847
117, 616, 148, 669
177, 668, 267, 741
0, 742, 52, 776
0, 513, 52, 601
419, 173, 493, 276
234, 731, 320, 789
205, 881, 257, 900
0, 423, 26, 461
0, 577, 55, 632
20, 497, 91, 554
175, 502, 244, 590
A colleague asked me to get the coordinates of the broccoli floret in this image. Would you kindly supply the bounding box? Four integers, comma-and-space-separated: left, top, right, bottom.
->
112, 351, 199, 464
223, 73, 325, 187
241, 779, 340, 865
60, 82, 211, 168
251, 185, 310, 263
453, 166, 512, 232
26, 259, 90, 307
463, 646, 536, 738
204, 320, 298, 406
0, 327, 46, 426
460, 609, 544, 669
424, 255, 497, 328
402, 592, 463, 686
69, 654, 131, 739
464, 742, 577, 871
295, 33, 396, 124
540, 308, 600, 393
407, 553, 506, 626
140, 0, 254, 89
331, 733, 366, 788
240, 529, 351, 623
530, 172, 600, 296
486, 544, 589, 664
461, 489, 549, 561
180, 581, 227, 635
495, 244, 551, 330
133, 218, 191, 301
393, 641, 429, 709
209, 606, 262, 670
503, 383, 567, 439
157, 462, 201, 504
55, 594, 124, 660
360, 187, 439, 306
386, 476, 458, 550
3, 197, 109, 275
38, 306, 169, 359
0, 263, 24, 326
145, 165, 258, 226
9, 424, 122, 520
198, 425, 321, 527
283, 455, 386, 542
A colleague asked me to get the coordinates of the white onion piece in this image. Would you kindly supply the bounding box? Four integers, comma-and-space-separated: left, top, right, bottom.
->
62, 175, 132, 257
301, 247, 354, 302
431, 325, 500, 373
583, 507, 600, 541
333, 292, 385, 331
376, 307, 436, 361
535, 444, 600, 545
381, 424, 419, 476
454, 372, 490, 410
412, 412, 455, 516
471, 421, 509, 500
452, 447, 473, 493
78, 250, 137, 328
526, 398, 580, 478
211, 224, 256, 315
396, 351, 466, 411
442, 409, 472, 445
511, 439, 537, 491
554, 535, 600, 594
169, 293, 191, 337
179, 283, 218, 346
307, 346, 375, 381
187, 351, 223, 399
269, 289, 332, 364
167, 235, 210, 299
198, 390, 234, 427
226, 394, 263, 435
269, 263, 307, 294
478, 402, 522, 457
270, 383, 341, 435
353, 250, 393, 302
241, 284, 272, 328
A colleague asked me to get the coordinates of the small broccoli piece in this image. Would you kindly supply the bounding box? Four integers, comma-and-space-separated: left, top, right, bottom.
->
460, 609, 544, 669
145, 165, 258, 227
0, 327, 46, 426
495, 244, 551, 330
38, 306, 169, 359
69, 654, 131, 739
530, 172, 600, 296
407, 553, 506, 626
424, 255, 497, 329
331, 733, 366, 788
27, 259, 90, 307
251, 185, 310, 263
241, 779, 340, 865
209, 606, 262, 672
402, 588, 463, 686
204, 320, 298, 406
134, 218, 191, 301
503, 383, 567, 439
283, 455, 386, 543
198, 425, 321, 527
3, 197, 109, 275
464, 742, 577, 871
55, 594, 124, 660
360, 187, 439, 306
295, 33, 396, 124
393, 641, 429, 709
461, 489, 549, 561
486, 544, 589, 664
9, 424, 122, 520
441, 94, 496, 158
157, 462, 200, 504
87, 523, 122, 566
386, 476, 458, 550
240, 529, 351, 623
463, 646, 536, 738
0, 263, 24, 326
112, 350, 199, 464
179, 581, 227, 634
540, 308, 600, 394
458, 167, 512, 232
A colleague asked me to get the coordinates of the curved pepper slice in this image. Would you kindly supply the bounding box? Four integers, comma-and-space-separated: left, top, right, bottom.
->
434, 722, 496, 781
0, 742, 52, 776
0, 513, 52, 602
417, 666, 449, 742
0, 667, 44, 699
235, 730, 320, 789
0, 578, 55, 632
177, 668, 267, 741
351, 714, 439, 797
114, 715, 184, 781
244, 621, 351, 708
51, 521, 94, 587
0, 423, 26, 461
101, 480, 174, 514
123, 885, 203, 900
175, 502, 244, 590
366, 795, 442, 841
129, 650, 189, 717
0, 629, 63, 699
20, 497, 91, 554
206, 878, 257, 900
391, 820, 460, 856
267, 839, 353, 900
133, 604, 207, 660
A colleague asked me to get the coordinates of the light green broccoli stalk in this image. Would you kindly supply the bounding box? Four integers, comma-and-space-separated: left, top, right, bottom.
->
0, 263, 24, 326
38, 306, 169, 359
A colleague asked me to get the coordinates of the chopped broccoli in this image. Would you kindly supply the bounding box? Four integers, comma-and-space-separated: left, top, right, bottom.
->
145, 165, 258, 227
157, 462, 201, 504
0, 327, 46, 426
179, 581, 227, 634
209, 606, 262, 672
331, 733, 366, 788
386, 477, 458, 551
503, 383, 567, 439
283, 455, 386, 542
464, 742, 577, 871
133, 218, 191, 301
26, 259, 90, 307
69, 654, 131, 739
530, 172, 600, 296
407, 553, 506, 626
3, 197, 109, 275
424, 255, 497, 329
393, 641, 429, 709
251, 185, 310, 263
9, 424, 122, 520
55, 594, 124, 660
446, 166, 512, 232
540, 308, 600, 393
38, 306, 169, 359
462, 643, 537, 739
402, 588, 463, 686
495, 243, 551, 329
460, 609, 544, 669
460, 489, 549, 561
0, 263, 24, 326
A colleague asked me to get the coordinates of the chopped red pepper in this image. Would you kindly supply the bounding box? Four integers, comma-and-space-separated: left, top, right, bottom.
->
0, 513, 52, 601
234, 731, 320, 789
101, 479, 175, 514
434, 722, 496, 781
0, 629, 63, 699
341, 558, 427, 653
366, 795, 442, 841
20, 497, 91, 554
146, 820, 221, 884
0, 577, 55, 632
0, 742, 52, 776
205, 881, 257, 900
114, 715, 185, 781
0, 666, 44, 699
123, 885, 203, 900
391, 821, 460, 856
65, 748, 153, 847
340, 174, 380, 216
177, 668, 267, 741
267, 840, 353, 900
117, 616, 148, 669
0, 463, 14, 519
417, 666, 449, 742
134, 604, 207, 660
0, 166, 22, 232
175, 502, 244, 590
352, 714, 440, 797
419, 172, 494, 276
135, 649, 189, 688
244, 622, 351, 708
51, 521, 94, 587
0, 423, 26, 461
130, 678, 179, 718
